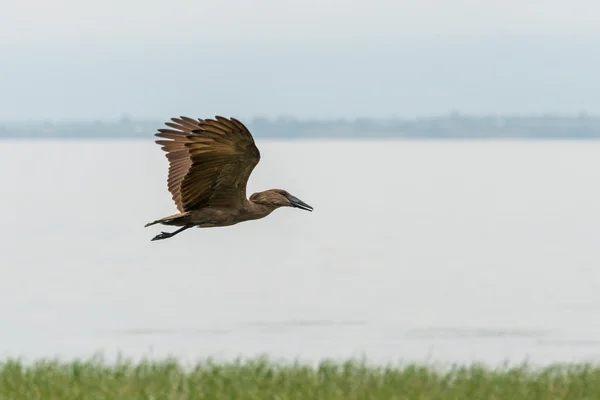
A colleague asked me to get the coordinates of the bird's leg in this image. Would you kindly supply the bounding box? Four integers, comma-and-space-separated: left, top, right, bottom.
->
151, 225, 193, 241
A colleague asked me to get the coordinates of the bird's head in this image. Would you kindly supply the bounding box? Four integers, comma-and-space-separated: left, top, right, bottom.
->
250, 189, 313, 212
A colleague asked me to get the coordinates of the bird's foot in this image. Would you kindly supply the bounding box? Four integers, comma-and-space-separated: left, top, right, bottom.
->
151, 231, 173, 241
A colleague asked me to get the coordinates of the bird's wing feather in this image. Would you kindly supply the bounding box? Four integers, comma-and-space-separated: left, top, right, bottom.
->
154, 116, 261, 212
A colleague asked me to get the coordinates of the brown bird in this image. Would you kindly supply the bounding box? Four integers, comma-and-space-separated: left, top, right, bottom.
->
145, 115, 313, 241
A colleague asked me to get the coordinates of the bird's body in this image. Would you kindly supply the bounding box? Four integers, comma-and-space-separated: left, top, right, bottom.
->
145, 115, 312, 241
145, 201, 276, 229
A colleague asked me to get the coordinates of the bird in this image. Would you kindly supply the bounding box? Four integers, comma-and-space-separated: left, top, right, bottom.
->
145, 115, 313, 241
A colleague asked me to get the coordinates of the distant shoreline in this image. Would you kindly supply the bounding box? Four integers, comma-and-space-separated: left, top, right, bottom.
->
2, 136, 598, 141
2, 115, 600, 139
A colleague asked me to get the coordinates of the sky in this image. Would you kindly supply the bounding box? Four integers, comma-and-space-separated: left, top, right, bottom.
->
2, 0, 600, 120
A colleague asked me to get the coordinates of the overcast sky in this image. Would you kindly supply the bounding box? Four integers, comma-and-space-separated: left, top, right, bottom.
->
2, 0, 600, 120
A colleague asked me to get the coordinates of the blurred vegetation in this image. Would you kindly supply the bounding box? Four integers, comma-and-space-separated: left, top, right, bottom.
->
1, 356, 600, 399
2, 114, 600, 139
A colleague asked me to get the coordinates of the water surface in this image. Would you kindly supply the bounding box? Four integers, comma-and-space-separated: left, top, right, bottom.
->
2, 140, 600, 366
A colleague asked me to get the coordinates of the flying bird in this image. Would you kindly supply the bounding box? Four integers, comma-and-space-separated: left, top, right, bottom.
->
145, 116, 313, 241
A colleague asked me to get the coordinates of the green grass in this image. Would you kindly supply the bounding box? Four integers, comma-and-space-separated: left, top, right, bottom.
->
1, 356, 600, 399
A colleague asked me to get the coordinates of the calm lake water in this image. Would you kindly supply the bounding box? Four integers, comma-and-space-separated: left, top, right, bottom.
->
2, 139, 600, 367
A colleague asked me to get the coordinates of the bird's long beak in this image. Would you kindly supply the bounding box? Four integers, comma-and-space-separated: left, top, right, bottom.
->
288, 195, 313, 212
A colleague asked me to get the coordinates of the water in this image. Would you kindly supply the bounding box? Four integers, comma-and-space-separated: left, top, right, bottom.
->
2, 139, 600, 367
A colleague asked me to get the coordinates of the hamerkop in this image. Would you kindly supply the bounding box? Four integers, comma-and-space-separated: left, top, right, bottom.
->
145, 116, 313, 241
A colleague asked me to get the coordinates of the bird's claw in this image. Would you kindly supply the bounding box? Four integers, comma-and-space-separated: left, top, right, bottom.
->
151, 231, 173, 241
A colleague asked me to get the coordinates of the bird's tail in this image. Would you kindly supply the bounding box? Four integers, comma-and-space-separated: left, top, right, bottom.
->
144, 212, 189, 227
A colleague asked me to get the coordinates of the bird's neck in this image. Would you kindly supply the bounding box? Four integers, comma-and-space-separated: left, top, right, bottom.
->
244, 199, 278, 220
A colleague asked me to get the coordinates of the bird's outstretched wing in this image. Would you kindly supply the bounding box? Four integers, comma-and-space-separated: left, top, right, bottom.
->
154, 116, 261, 212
